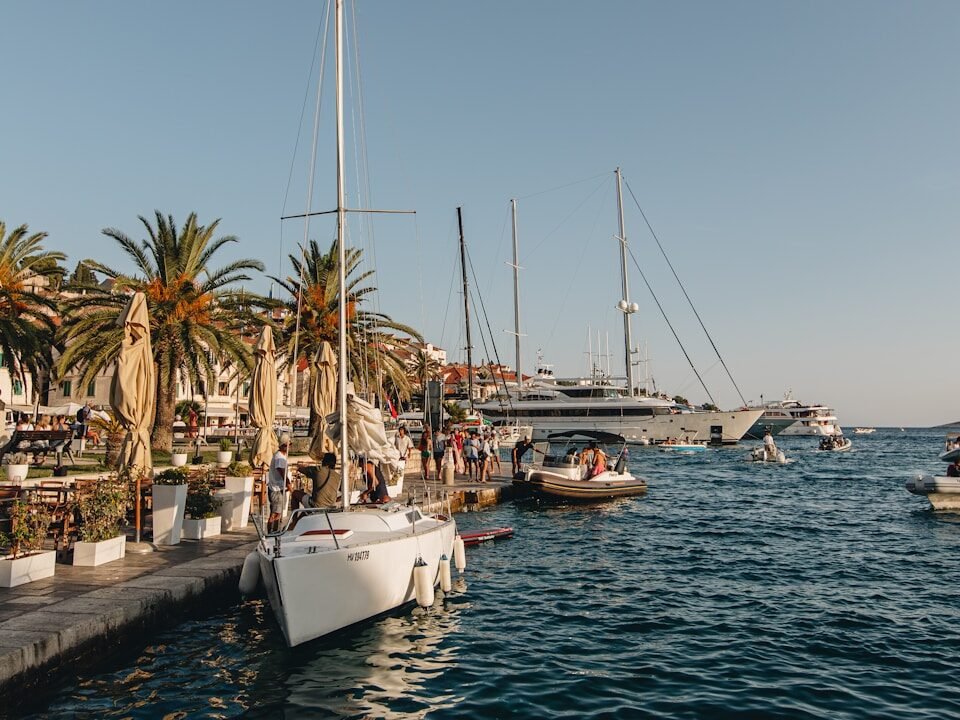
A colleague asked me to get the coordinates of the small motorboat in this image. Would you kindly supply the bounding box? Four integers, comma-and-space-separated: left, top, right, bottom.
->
853, 427, 875, 435
749, 445, 787, 464
938, 433, 960, 463
819, 436, 853, 452
517, 431, 648, 502
906, 474, 960, 510
660, 440, 707, 453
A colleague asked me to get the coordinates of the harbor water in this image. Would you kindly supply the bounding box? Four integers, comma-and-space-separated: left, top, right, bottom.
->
16, 428, 960, 719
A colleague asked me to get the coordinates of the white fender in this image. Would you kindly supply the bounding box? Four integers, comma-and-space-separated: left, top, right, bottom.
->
439, 554, 452, 593
453, 535, 466, 572
238, 551, 260, 595
413, 558, 435, 608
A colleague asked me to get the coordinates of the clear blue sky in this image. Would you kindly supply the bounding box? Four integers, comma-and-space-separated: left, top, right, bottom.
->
3, 1, 959, 427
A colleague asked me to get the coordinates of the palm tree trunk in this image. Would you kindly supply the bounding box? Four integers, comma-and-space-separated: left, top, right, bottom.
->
151, 363, 176, 451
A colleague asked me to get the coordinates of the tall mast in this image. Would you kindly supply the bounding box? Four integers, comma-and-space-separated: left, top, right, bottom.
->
510, 199, 522, 393
457, 207, 475, 413
335, 0, 350, 510
615, 167, 637, 397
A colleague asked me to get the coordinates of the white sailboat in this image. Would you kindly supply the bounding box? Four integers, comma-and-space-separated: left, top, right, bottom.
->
252, 0, 459, 648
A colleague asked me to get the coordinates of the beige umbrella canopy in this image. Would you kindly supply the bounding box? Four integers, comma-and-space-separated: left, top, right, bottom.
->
308, 341, 337, 461
249, 325, 279, 470
110, 291, 155, 475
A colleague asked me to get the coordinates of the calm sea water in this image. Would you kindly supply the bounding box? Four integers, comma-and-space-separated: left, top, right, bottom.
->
18, 428, 960, 719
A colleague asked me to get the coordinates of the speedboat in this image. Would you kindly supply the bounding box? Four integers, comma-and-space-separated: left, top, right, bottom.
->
938, 433, 960, 463
660, 440, 707, 453
818, 436, 852, 452
906, 474, 960, 511
749, 445, 787, 464
853, 427, 875, 435
516, 431, 648, 501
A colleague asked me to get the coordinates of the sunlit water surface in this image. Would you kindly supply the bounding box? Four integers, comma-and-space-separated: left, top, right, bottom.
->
18, 429, 960, 719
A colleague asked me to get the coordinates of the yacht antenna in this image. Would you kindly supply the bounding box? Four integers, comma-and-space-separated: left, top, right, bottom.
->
457, 207, 475, 414
614, 167, 637, 397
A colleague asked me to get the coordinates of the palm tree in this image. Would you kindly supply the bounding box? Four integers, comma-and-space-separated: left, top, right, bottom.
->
0, 222, 66, 395
271, 238, 420, 437
58, 211, 271, 450
410, 349, 440, 398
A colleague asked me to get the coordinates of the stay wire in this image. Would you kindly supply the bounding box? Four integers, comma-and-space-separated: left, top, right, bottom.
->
623, 178, 747, 407
465, 245, 514, 412
626, 243, 716, 407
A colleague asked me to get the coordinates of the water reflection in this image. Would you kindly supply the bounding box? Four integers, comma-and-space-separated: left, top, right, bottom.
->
280, 595, 465, 719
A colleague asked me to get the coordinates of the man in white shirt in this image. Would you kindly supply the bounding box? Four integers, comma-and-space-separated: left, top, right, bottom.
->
394, 426, 414, 474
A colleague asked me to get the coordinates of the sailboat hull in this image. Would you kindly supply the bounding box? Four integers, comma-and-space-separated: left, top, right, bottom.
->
258, 509, 457, 647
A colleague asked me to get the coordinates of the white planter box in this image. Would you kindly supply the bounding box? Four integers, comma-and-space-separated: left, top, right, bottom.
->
219, 476, 253, 531
5, 464, 28, 483
216, 450, 233, 467
182, 516, 222, 540
152, 483, 188, 545
0, 550, 56, 587
73, 535, 126, 566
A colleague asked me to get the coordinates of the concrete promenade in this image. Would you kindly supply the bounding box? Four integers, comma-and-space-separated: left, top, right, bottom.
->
0, 462, 515, 705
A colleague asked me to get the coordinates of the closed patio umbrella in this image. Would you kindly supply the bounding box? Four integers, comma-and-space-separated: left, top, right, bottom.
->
249, 326, 278, 472
308, 341, 337, 461
110, 291, 155, 547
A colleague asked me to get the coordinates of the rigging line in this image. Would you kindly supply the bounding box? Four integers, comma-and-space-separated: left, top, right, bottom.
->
544, 175, 610, 348
623, 177, 747, 407
279, 5, 329, 279
625, 243, 717, 407
290, 0, 332, 410
516, 171, 609, 201
520, 175, 608, 262
347, 1, 377, 397
485, 202, 510, 302
437, 220, 459, 353
465, 245, 514, 412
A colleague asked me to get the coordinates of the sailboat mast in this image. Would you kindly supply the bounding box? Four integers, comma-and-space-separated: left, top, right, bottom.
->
457, 207, 475, 413
335, 0, 350, 511
615, 167, 636, 397
510, 199, 522, 392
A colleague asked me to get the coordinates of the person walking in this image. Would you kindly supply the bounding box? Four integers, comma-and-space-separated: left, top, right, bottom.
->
418, 428, 432, 480
267, 434, 290, 533
394, 426, 414, 475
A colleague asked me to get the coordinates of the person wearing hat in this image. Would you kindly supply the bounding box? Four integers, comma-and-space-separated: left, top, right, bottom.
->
268, 433, 291, 532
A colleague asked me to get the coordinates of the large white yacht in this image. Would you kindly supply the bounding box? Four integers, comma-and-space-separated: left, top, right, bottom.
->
476, 377, 763, 445
746, 392, 842, 438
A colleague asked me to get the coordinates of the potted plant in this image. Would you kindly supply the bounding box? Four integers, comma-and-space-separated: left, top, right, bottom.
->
92, 413, 126, 470
0, 499, 55, 587
73, 471, 131, 566
216, 437, 234, 467
170, 448, 188, 467
182, 468, 223, 540
151, 467, 189, 545
3, 452, 30, 485
219, 460, 254, 531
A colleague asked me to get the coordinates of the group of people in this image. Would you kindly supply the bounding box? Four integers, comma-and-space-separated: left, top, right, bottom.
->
267, 433, 396, 532
561, 442, 610, 478
415, 425, 502, 483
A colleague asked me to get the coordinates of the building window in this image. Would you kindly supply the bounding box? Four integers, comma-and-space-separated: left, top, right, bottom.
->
61, 380, 72, 397
218, 382, 229, 396
12, 379, 23, 395
87, 380, 96, 397
242, 382, 251, 396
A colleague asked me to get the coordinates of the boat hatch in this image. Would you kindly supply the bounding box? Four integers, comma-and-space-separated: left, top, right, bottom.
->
295, 528, 355, 541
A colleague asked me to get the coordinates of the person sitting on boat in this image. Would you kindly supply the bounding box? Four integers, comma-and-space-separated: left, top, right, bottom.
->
947, 459, 960, 478
311, 452, 340, 507
589, 446, 608, 478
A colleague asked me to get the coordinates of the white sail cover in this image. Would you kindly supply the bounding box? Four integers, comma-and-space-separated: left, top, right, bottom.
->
326, 383, 401, 475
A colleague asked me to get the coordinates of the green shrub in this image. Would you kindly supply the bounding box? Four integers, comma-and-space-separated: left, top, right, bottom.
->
226, 460, 252, 477
154, 467, 189, 485
219, 438, 232, 452
0, 500, 51, 558
76, 472, 131, 543
185, 469, 222, 519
